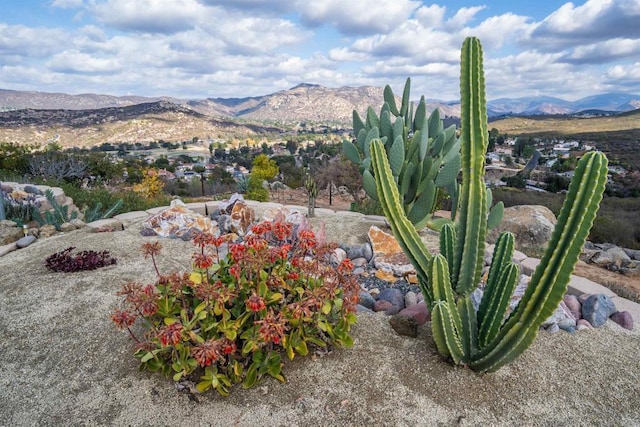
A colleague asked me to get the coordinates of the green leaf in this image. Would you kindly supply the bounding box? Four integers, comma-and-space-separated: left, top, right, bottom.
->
362, 169, 378, 200
321, 301, 332, 315
434, 155, 461, 187
140, 352, 155, 363
242, 363, 259, 389
196, 381, 211, 393
295, 340, 309, 356
388, 135, 405, 177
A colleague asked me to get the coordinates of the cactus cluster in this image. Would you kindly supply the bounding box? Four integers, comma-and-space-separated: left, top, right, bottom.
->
371, 37, 608, 372
342, 78, 461, 228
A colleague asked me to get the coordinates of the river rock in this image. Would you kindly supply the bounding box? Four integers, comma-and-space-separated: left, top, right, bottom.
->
16, 235, 36, 248
23, 185, 43, 195
358, 291, 376, 310
610, 311, 634, 330
331, 248, 347, 264
389, 302, 430, 338
582, 294, 617, 327
377, 288, 405, 311
404, 291, 418, 307
39, 225, 57, 238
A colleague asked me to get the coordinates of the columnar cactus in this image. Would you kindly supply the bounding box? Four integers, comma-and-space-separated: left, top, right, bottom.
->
370, 36, 608, 372
304, 174, 318, 218
342, 78, 462, 228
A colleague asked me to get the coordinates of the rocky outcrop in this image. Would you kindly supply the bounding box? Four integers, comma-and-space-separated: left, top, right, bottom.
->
581, 241, 640, 277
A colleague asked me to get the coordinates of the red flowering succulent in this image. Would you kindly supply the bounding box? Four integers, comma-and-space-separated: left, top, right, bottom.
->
112, 219, 359, 396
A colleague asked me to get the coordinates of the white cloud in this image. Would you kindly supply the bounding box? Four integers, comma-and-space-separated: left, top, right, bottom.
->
526, 0, 640, 50
0, 24, 68, 58
46, 50, 123, 74
89, 0, 207, 34
295, 0, 421, 35
446, 6, 486, 29
563, 38, 640, 64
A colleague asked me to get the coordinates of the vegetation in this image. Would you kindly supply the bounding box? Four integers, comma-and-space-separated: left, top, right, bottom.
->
45, 247, 117, 272
371, 37, 608, 372
112, 220, 358, 395
32, 189, 78, 230
343, 78, 461, 228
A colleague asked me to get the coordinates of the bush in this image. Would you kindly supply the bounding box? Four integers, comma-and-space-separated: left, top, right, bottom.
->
112, 220, 359, 395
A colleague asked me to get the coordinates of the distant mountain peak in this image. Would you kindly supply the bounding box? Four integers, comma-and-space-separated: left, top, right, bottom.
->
290, 83, 322, 90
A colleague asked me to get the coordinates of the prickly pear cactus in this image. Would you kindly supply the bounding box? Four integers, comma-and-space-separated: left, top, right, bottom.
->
342, 78, 461, 229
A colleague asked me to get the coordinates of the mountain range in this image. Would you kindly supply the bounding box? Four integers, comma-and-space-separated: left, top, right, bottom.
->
2, 84, 638, 123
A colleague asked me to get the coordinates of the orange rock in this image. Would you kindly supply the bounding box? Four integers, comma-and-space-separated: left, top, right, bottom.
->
375, 269, 397, 283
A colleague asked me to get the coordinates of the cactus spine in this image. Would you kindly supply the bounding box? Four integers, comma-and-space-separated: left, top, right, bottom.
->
370, 36, 608, 372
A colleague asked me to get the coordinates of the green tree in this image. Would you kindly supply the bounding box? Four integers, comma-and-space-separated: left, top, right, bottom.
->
251, 154, 279, 180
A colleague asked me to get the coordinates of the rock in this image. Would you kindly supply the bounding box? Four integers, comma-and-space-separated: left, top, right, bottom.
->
623, 248, 640, 261
374, 269, 397, 283
59, 222, 76, 232
351, 257, 368, 268
347, 244, 367, 260
16, 235, 36, 248
592, 247, 631, 268
70, 218, 86, 228
0, 220, 18, 227
368, 288, 380, 298
362, 243, 373, 262
546, 323, 560, 334
373, 299, 393, 313
610, 311, 634, 331
487, 205, 556, 251
377, 288, 405, 310
356, 304, 373, 313
23, 185, 42, 195
229, 201, 255, 236
331, 248, 347, 264
216, 214, 232, 234
143, 200, 217, 238
582, 294, 617, 327
358, 291, 376, 310
564, 294, 582, 320
0, 242, 18, 256
0, 226, 23, 245
404, 291, 418, 307
543, 301, 576, 328
39, 225, 58, 238
389, 313, 419, 338
397, 302, 429, 324
577, 319, 594, 330
367, 225, 414, 276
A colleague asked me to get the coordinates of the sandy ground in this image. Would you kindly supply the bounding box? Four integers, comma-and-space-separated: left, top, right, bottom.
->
0, 214, 639, 426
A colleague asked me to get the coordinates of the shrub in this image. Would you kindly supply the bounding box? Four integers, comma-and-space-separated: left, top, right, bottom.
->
45, 247, 117, 272
112, 220, 359, 395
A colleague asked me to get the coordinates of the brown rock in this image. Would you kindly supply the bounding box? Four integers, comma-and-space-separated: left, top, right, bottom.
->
39, 225, 58, 238
230, 201, 255, 236
374, 269, 397, 283
0, 226, 23, 245
373, 300, 393, 313
397, 302, 430, 325
368, 225, 414, 276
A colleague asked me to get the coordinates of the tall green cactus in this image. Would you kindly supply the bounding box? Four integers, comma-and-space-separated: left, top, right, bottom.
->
342, 78, 462, 229
304, 174, 318, 218
370, 36, 608, 372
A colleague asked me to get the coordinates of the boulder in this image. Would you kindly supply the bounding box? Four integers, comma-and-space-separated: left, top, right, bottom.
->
610, 311, 634, 331
582, 294, 617, 327
0, 225, 23, 245
487, 205, 556, 251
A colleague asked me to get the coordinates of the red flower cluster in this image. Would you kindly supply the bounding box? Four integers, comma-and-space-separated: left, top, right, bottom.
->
256, 309, 287, 344
158, 322, 183, 347
246, 292, 266, 312
111, 308, 137, 329
191, 339, 223, 367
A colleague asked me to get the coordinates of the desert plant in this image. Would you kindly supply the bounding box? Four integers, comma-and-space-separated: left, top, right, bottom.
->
32, 189, 78, 230
45, 246, 117, 272
133, 169, 165, 199
83, 199, 124, 223
112, 220, 359, 395
342, 77, 464, 229
370, 37, 608, 372
1, 190, 40, 226
304, 174, 317, 218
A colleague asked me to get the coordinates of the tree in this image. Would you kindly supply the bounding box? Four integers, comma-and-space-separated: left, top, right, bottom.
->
251, 154, 279, 180
286, 139, 298, 155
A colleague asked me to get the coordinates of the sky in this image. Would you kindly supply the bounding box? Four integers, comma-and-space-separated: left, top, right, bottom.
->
0, 0, 639, 102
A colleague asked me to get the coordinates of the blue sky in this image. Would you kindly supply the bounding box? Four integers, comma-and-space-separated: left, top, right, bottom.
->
1, 0, 639, 101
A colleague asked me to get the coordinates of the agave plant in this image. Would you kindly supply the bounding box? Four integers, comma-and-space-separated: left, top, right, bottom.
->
370, 37, 608, 372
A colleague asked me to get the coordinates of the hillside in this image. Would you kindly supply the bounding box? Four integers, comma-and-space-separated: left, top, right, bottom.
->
0, 101, 279, 148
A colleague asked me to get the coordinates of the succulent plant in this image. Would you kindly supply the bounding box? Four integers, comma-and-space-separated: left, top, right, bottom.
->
370, 37, 608, 372
304, 174, 318, 218
342, 77, 464, 229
